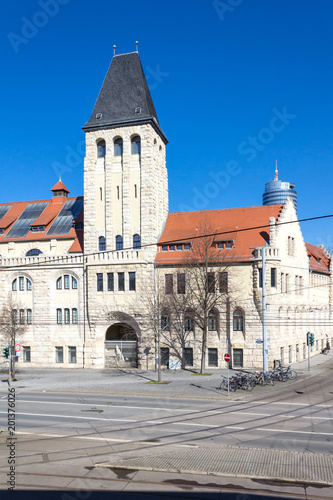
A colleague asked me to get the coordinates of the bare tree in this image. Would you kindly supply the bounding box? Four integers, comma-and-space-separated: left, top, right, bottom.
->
181, 220, 240, 373
0, 300, 27, 379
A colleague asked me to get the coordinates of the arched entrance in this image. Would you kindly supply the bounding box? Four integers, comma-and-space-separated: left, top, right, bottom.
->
105, 322, 138, 368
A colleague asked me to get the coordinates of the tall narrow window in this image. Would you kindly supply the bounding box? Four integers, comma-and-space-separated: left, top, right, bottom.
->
97, 139, 106, 158
64, 308, 70, 324
23, 346, 31, 362
129, 272, 136, 291
131, 135, 141, 154
57, 309, 62, 324
133, 234, 141, 249
12, 279, 17, 291
26, 278, 32, 290
184, 348, 193, 366
118, 272, 125, 291
100, 187, 102, 201
116, 235, 123, 250
13, 310, 18, 324
68, 346, 77, 364
72, 277, 78, 289
27, 309, 32, 324
19, 309, 25, 325
134, 184, 137, 198
177, 274, 186, 294
219, 272, 228, 293
56, 277, 62, 290
72, 308, 78, 324
207, 272, 215, 293
55, 346, 63, 363
208, 310, 217, 331
97, 273, 103, 292
107, 273, 114, 291
233, 310, 244, 331
117, 186, 120, 199
19, 277, 24, 291
64, 275, 70, 290
165, 274, 173, 294
271, 268, 276, 288
114, 137, 123, 156
184, 312, 194, 331
259, 268, 263, 288
161, 312, 170, 330
99, 236, 106, 251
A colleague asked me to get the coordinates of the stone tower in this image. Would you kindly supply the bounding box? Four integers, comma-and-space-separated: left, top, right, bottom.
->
82, 51, 168, 258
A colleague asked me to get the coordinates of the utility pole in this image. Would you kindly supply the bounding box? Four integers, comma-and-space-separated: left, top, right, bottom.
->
262, 247, 268, 372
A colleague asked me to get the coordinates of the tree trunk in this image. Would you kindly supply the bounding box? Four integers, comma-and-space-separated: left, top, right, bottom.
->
201, 322, 207, 374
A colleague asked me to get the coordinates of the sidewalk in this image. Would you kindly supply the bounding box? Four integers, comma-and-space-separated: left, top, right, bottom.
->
1, 352, 331, 399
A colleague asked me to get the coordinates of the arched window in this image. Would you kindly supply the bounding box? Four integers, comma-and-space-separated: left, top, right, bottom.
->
233, 310, 244, 331
208, 310, 218, 331
131, 135, 141, 154
26, 249, 42, 257
12, 279, 17, 291
116, 235, 123, 250
133, 234, 141, 249
12, 277, 32, 291
114, 137, 123, 156
99, 236, 106, 251
56, 277, 62, 290
97, 139, 106, 158
56, 275, 78, 290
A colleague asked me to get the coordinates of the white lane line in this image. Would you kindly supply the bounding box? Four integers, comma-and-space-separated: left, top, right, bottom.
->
225, 426, 245, 430
302, 416, 332, 420
257, 428, 333, 436
237, 412, 271, 417
0, 411, 137, 423
174, 422, 219, 427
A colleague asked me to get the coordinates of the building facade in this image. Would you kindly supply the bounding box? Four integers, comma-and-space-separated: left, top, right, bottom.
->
0, 52, 332, 370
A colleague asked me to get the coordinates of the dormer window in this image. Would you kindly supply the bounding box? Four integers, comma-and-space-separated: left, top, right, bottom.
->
31, 226, 45, 232
97, 139, 106, 158
216, 240, 234, 249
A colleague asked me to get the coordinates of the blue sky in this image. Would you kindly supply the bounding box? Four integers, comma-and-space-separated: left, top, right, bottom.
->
1, 0, 333, 247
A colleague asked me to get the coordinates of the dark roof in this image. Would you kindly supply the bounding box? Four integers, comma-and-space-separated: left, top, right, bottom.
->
83, 52, 168, 143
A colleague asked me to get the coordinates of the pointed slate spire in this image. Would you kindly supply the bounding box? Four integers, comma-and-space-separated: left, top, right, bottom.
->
83, 52, 167, 143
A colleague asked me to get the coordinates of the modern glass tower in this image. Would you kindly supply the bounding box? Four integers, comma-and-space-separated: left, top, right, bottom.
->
263, 166, 297, 209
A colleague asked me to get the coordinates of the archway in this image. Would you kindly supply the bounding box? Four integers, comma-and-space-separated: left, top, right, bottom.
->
105, 322, 138, 368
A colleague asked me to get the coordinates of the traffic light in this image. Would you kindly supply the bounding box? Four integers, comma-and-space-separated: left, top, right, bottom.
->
310, 333, 315, 346
2, 347, 10, 359
306, 332, 315, 346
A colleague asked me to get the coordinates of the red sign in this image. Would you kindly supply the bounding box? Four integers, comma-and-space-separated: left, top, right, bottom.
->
224, 353, 231, 363
15, 343, 21, 352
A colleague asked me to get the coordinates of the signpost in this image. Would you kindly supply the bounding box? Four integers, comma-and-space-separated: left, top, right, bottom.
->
15, 344, 21, 353
224, 353, 231, 395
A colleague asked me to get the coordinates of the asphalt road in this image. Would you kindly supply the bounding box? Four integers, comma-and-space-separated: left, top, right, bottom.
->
1, 358, 333, 498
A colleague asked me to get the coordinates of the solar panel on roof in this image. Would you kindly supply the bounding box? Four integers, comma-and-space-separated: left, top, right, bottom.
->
46, 199, 83, 236
5, 202, 48, 239
0, 206, 11, 220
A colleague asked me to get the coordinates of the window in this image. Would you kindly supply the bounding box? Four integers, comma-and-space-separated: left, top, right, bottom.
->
131, 135, 141, 154
26, 278, 32, 291
19, 277, 24, 291
286, 274, 290, 293
184, 347, 193, 366
72, 308, 78, 324
64, 275, 70, 290
208, 348, 218, 367
161, 312, 170, 331
184, 243, 191, 251
184, 313, 194, 332
72, 277, 77, 289
281, 272, 285, 293
68, 346, 77, 364
97, 139, 106, 158
233, 348, 243, 367
13, 310, 18, 324
26, 249, 42, 256
169, 245, 175, 251
57, 309, 62, 324
233, 310, 244, 331
114, 137, 123, 156
19, 309, 25, 324
99, 236, 106, 251
161, 347, 169, 366
271, 268, 276, 288
208, 310, 217, 331
176, 244, 182, 251
219, 272, 228, 294
27, 309, 32, 324
55, 346, 63, 363
129, 272, 136, 291
97, 273, 103, 292
116, 235, 123, 250
207, 272, 215, 293
56, 277, 62, 290
162, 245, 168, 252
177, 273, 185, 294
64, 308, 70, 324
12, 279, 17, 291
165, 274, 173, 294
133, 234, 141, 249
23, 346, 31, 363
107, 273, 114, 291
118, 272, 125, 291
259, 268, 263, 288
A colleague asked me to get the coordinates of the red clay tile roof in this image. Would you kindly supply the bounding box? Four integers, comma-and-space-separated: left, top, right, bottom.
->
156, 205, 283, 265
51, 180, 70, 193
305, 243, 330, 274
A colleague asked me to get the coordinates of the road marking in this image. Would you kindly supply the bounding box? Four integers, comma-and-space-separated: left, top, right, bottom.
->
237, 412, 271, 417
257, 428, 333, 436
225, 426, 245, 430
302, 416, 332, 420
0, 411, 137, 423
175, 422, 219, 427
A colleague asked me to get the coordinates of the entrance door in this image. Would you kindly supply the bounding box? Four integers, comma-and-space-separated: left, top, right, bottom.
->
105, 322, 138, 368
233, 348, 243, 368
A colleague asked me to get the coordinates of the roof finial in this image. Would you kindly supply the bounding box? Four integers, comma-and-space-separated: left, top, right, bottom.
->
113, 45, 116, 56
135, 41, 139, 52
275, 160, 278, 180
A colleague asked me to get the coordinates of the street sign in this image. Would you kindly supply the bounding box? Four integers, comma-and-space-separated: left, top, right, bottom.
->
256, 339, 263, 344
224, 353, 231, 363
15, 343, 21, 352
